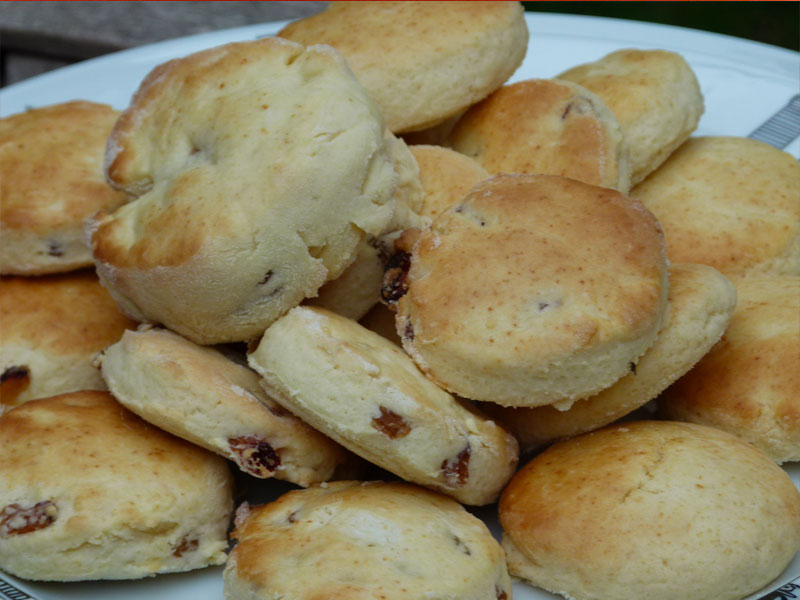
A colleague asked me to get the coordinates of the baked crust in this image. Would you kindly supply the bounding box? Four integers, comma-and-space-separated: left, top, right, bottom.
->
0, 101, 127, 274
632, 136, 800, 277
499, 421, 800, 600
448, 78, 631, 193
0, 271, 137, 413
558, 49, 704, 185
225, 481, 512, 599
0, 391, 233, 581
279, 1, 528, 133
393, 174, 668, 407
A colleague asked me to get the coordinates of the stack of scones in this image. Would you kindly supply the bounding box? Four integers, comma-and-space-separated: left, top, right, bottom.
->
1, 3, 798, 599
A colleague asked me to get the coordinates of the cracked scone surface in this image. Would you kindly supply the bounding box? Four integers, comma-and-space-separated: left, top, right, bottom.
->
659, 275, 800, 463
248, 306, 518, 506
499, 420, 800, 600
89, 37, 404, 344
391, 174, 668, 407
97, 327, 354, 486
484, 263, 737, 452
447, 78, 631, 193
0, 391, 233, 581
224, 481, 512, 600
0, 101, 128, 275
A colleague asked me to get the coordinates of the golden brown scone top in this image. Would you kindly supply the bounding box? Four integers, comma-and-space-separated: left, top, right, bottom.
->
632, 136, 800, 277
447, 78, 631, 193
393, 173, 668, 406
0, 101, 128, 274
278, 1, 528, 133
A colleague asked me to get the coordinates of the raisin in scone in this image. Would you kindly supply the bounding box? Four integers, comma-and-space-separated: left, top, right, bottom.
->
0, 101, 128, 275
225, 481, 512, 600
97, 326, 356, 486
0, 391, 233, 581
387, 174, 668, 408
88, 37, 413, 344
248, 306, 518, 506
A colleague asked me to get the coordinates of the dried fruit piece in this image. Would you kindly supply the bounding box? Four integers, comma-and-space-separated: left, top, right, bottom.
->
496, 586, 508, 600
371, 406, 411, 439
46, 240, 64, 257
381, 251, 411, 305
172, 536, 199, 557
441, 445, 471, 486
228, 435, 281, 477
0, 500, 58, 537
0, 365, 30, 407
452, 534, 472, 555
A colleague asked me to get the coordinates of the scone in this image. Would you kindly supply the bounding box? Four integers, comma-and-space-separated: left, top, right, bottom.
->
278, 1, 528, 133
225, 481, 512, 600
0, 101, 128, 275
499, 421, 800, 600
307, 133, 425, 321
88, 37, 412, 344
484, 263, 737, 452
447, 78, 631, 193
558, 49, 704, 185
0, 271, 137, 415
632, 136, 800, 277
97, 326, 356, 486
248, 306, 519, 505
304, 239, 386, 321
359, 301, 403, 346
409, 144, 490, 222
0, 391, 233, 581
659, 275, 800, 463
387, 174, 668, 407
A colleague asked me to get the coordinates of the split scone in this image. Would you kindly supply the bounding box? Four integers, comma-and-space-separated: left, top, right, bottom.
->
385, 174, 669, 408
225, 481, 512, 600
0, 391, 233, 581
484, 263, 737, 452
279, 1, 528, 133
248, 306, 519, 506
0, 271, 137, 415
558, 49, 704, 185
659, 275, 800, 464
499, 421, 800, 600
0, 101, 128, 275
88, 37, 416, 344
447, 78, 631, 193
632, 136, 800, 277
97, 326, 356, 486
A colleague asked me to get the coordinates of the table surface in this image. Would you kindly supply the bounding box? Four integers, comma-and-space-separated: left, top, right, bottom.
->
0, 1, 328, 85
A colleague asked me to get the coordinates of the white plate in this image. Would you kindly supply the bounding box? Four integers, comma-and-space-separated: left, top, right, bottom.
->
1, 12, 798, 600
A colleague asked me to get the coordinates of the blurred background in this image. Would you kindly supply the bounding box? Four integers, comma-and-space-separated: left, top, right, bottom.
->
1, 1, 797, 87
